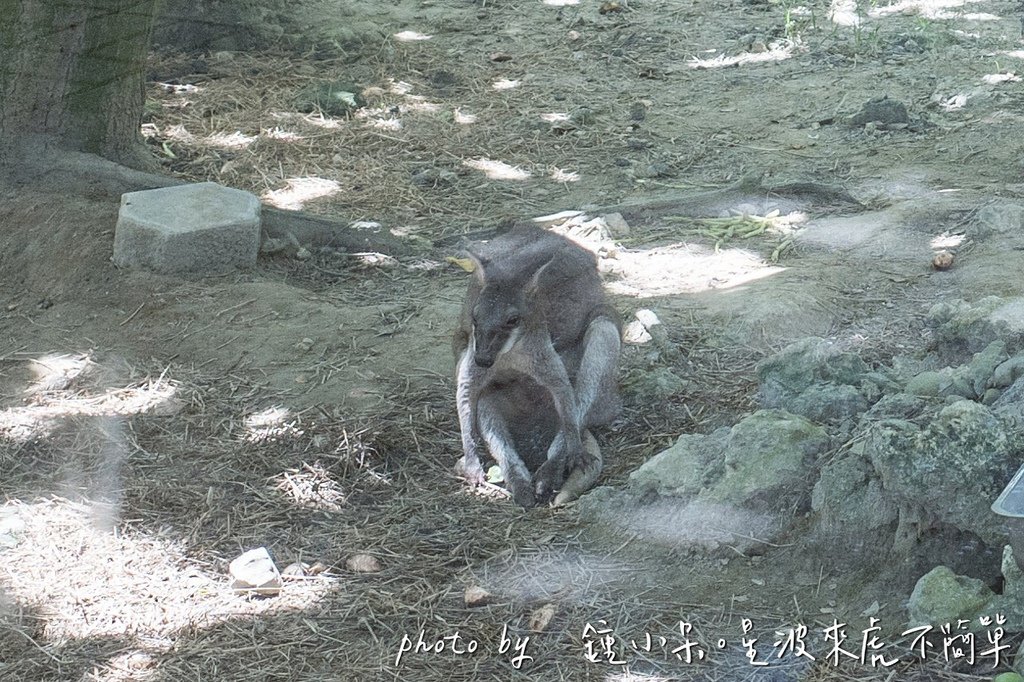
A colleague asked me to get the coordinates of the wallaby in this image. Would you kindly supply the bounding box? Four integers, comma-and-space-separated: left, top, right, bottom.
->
453, 224, 621, 507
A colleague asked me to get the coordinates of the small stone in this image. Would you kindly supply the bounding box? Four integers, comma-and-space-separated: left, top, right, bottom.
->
982, 388, 1001, 405
295, 246, 313, 260
489, 52, 513, 62
528, 603, 557, 632
464, 585, 494, 607
281, 562, 308, 577
295, 338, 315, 352
932, 250, 954, 270
346, 554, 382, 573
307, 560, 329, 575
907, 565, 993, 626
229, 547, 283, 597
906, 370, 943, 397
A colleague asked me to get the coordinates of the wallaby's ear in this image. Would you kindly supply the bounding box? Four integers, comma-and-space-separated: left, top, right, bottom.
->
465, 248, 490, 285
525, 255, 556, 297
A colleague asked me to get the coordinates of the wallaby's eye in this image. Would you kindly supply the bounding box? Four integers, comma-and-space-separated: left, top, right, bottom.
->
505, 314, 520, 327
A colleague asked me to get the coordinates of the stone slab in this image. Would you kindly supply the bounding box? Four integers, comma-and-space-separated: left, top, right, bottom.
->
113, 181, 260, 274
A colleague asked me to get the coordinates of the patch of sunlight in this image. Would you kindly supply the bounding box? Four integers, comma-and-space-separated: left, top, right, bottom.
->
959, 12, 1001, 20
272, 461, 345, 510
269, 111, 342, 129
367, 117, 403, 131
244, 406, 303, 444
867, 0, 985, 19
403, 98, 443, 113
550, 168, 580, 183
263, 177, 340, 210
829, 0, 861, 26
351, 220, 383, 230
205, 131, 256, 150
464, 157, 532, 181
390, 80, 414, 95
541, 112, 571, 123
689, 40, 796, 69
543, 0, 580, 5
0, 379, 177, 442
394, 30, 432, 41
263, 127, 303, 142
604, 244, 785, 298
932, 232, 966, 249
983, 72, 1020, 84
0, 498, 334, 652
28, 353, 93, 393
455, 108, 477, 124
493, 78, 521, 90
1005, 50, 1024, 59
939, 93, 968, 111
302, 114, 342, 130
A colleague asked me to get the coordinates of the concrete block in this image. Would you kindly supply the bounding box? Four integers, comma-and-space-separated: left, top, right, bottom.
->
113, 182, 261, 274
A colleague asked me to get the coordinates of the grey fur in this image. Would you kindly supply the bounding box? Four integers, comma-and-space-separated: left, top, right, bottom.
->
453, 224, 622, 507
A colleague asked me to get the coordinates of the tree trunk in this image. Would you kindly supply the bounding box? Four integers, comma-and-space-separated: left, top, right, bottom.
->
0, 0, 159, 167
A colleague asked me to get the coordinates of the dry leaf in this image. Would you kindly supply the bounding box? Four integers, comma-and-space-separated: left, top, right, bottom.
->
446, 256, 476, 272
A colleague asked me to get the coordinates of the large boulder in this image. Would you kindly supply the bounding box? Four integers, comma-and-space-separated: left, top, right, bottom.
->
866, 402, 1017, 545
631, 410, 828, 512
757, 337, 871, 422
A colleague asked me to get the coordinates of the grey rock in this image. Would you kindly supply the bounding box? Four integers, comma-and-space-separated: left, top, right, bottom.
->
867, 402, 1016, 545
863, 392, 926, 421
630, 410, 828, 513
630, 428, 729, 497
928, 297, 1024, 360
906, 565, 994, 627
812, 453, 898, 534
114, 182, 260, 275
782, 383, 868, 423
848, 96, 910, 127
229, 547, 283, 597
757, 337, 869, 407
971, 202, 1024, 239
906, 370, 943, 397
992, 355, 1024, 388
986, 545, 1024, 632
626, 367, 690, 401
964, 340, 1007, 397
703, 410, 829, 510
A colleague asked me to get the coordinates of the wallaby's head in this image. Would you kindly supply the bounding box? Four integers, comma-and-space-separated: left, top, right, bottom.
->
466, 250, 553, 368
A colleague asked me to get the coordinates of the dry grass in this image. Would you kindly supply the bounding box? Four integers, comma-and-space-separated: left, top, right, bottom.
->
2, 2, 1016, 680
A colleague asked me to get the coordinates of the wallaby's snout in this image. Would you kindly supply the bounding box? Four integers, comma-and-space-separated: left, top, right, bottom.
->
471, 292, 523, 368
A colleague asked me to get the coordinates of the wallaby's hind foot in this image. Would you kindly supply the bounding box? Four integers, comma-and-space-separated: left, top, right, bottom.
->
507, 474, 537, 508
454, 455, 485, 486
553, 430, 603, 506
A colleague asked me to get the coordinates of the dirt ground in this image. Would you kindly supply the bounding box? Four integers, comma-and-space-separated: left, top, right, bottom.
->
5, 0, 1024, 679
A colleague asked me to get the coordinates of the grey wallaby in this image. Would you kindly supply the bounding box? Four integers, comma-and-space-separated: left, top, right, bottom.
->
453, 224, 622, 507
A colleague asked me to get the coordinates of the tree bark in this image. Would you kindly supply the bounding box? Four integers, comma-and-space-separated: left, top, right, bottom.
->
0, 0, 159, 167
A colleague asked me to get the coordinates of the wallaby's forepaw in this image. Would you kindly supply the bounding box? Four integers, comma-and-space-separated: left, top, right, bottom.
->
455, 456, 485, 486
